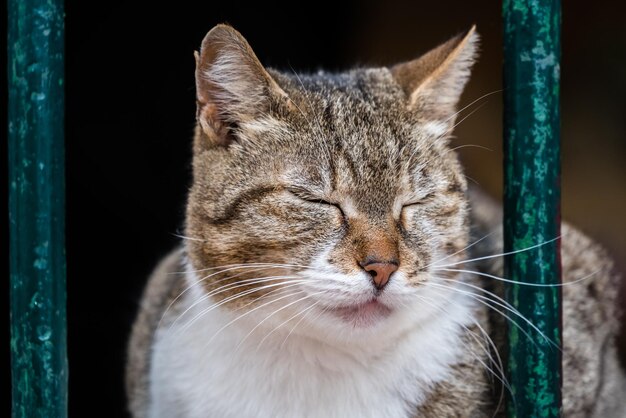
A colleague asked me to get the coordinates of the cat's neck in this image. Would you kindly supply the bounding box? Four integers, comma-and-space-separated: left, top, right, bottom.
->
149, 267, 477, 418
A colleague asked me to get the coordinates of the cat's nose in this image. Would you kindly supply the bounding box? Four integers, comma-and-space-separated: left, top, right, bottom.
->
361, 261, 399, 290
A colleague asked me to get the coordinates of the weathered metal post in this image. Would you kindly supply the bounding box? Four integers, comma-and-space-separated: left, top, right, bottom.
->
503, 0, 562, 416
8, 0, 68, 416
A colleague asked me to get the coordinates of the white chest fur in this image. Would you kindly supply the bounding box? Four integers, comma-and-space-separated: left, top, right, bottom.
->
148, 273, 474, 418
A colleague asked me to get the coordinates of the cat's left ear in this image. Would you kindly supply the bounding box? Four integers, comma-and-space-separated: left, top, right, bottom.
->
391, 26, 479, 123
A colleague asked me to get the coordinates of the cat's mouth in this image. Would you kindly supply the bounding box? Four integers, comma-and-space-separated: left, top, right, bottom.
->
327, 299, 393, 326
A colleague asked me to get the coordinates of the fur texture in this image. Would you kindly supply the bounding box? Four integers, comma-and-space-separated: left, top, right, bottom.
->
126, 25, 625, 417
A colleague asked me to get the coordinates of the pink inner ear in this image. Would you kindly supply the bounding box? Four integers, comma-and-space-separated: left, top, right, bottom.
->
197, 102, 234, 146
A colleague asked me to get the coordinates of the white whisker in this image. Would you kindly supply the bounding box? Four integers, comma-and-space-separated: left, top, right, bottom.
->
437, 267, 598, 288
431, 236, 561, 268
160, 266, 301, 328
424, 281, 557, 350
442, 89, 503, 126
169, 275, 302, 330
424, 231, 495, 269
175, 279, 306, 335
236, 292, 323, 351
448, 144, 493, 153
203, 290, 321, 350
173, 233, 206, 242
281, 304, 327, 349
257, 301, 321, 350
411, 293, 511, 400
176, 261, 310, 275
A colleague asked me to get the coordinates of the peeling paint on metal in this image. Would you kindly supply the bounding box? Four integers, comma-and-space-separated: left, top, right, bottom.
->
503, 0, 562, 417
8, 0, 68, 416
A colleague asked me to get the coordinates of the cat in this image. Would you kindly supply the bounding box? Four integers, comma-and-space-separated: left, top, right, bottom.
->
125, 24, 626, 417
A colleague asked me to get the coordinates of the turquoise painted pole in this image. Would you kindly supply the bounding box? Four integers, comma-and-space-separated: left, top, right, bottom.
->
503, 0, 562, 417
8, 0, 68, 417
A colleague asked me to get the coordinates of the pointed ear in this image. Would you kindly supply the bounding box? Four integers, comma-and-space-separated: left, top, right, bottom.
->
391, 26, 479, 123
195, 24, 290, 145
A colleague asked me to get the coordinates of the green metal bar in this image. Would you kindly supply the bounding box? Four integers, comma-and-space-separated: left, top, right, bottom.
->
503, 0, 562, 417
8, 0, 68, 417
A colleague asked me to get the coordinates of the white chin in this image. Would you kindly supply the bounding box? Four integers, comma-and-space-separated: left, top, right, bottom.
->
327, 300, 393, 327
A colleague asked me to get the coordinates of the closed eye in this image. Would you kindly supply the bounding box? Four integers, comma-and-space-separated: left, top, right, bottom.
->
402, 193, 435, 208
287, 188, 345, 215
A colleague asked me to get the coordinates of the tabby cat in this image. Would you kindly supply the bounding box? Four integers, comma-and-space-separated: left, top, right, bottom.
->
126, 24, 625, 417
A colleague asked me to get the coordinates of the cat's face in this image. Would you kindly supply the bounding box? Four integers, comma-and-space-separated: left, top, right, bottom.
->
185, 25, 477, 339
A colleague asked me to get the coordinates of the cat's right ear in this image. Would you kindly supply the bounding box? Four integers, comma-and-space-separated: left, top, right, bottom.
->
195, 24, 290, 146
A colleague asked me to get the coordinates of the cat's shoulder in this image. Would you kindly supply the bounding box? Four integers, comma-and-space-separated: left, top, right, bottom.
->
126, 247, 185, 418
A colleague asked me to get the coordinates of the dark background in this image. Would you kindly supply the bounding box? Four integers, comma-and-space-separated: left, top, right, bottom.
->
5, 1, 625, 417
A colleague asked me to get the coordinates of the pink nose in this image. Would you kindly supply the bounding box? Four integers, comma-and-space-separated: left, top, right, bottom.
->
362, 262, 398, 290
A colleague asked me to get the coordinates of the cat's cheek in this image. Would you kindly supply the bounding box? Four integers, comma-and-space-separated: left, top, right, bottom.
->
239, 203, 345, 265
396, 239, 429, 278
399, 206, 431, 234
399, 206, 417, 230
281, 205, 346, 239
396, 211, 442, 275
429, 204, 468, 235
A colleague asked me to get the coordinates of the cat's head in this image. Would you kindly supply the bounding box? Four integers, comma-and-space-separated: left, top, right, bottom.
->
185, 24, 478, 340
